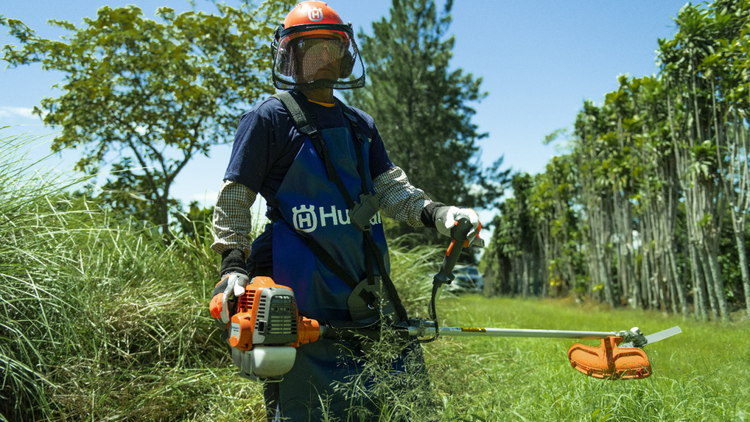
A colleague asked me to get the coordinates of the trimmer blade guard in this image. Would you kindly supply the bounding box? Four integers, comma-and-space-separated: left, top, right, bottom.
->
568, 336, 651, 379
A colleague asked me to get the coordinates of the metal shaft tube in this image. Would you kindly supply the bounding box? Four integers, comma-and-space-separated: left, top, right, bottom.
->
409, 326, 617, 339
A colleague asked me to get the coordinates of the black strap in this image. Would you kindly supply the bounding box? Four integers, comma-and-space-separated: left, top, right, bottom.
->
298, 232, 361, 291
339, 102, 408, 321
265, 208, 358, 290
275, 92, 357, 208
340, 108, 370, 197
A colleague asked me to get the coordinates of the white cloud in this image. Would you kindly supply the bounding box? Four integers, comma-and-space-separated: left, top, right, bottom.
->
0, 106, 38, 119
191, 191, 219, 206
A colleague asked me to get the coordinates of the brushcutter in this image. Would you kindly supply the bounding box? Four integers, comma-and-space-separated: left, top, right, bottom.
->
224, 218, 682, 382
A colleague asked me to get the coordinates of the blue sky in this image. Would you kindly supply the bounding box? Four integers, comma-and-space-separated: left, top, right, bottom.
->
1, 0, 692, 234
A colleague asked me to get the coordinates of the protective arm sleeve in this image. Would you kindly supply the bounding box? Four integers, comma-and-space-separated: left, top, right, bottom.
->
210, 180, 257, 259
373, 166, 436, 227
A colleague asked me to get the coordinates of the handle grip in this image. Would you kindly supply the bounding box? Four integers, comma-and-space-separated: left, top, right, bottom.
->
433, 218, 473, 285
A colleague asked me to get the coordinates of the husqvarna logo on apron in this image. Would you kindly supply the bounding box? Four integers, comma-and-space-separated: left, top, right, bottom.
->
292, 204, 382, 233
293, 205, 318, 233
308, 8, 323, 21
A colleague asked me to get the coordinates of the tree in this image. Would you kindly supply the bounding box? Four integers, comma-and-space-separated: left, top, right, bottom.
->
482, 0, 750, 318
698, 0, 750, 319
1, 2, 291, 238
659, 2, 738, 321
344, 0, 509, 240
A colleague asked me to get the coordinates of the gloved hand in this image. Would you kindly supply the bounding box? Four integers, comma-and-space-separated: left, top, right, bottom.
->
210, 272, 251, 323
210, 248, 250, 325
435, 206, 481, 244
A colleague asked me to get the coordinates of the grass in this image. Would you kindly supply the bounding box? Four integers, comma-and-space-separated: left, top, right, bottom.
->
428, 295, 750, 421
0, 132, 259, 421
2, 130, 749, 421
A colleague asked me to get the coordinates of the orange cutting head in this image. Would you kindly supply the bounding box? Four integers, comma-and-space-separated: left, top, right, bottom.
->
568, 336, 651, 379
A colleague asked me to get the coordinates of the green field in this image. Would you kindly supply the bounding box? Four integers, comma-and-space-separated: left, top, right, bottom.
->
429, 295, 750, 421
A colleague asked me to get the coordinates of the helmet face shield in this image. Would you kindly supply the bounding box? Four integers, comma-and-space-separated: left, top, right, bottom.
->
272, 24, 365, 90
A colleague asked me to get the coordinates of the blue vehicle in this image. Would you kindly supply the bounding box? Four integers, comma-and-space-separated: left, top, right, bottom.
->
449, 265, 484, 293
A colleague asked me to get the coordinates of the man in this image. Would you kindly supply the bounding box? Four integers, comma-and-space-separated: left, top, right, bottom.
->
209, 1, 480, 420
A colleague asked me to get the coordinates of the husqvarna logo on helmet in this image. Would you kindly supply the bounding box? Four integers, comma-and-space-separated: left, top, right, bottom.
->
308, 7, 323, 21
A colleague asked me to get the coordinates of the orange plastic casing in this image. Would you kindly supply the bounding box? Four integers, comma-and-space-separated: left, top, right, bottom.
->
568, 336, 652, 380
292, 317, 321, 347
228, 277, 293, 350
227, 276, 321, 351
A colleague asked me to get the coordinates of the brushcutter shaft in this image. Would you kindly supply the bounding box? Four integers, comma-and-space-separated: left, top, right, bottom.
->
408, 326, 618, 339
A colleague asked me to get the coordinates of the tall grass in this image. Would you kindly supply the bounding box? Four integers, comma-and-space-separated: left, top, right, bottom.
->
0, 132, 262, 421
0, 131, 447, 421
0, 131, 92, 421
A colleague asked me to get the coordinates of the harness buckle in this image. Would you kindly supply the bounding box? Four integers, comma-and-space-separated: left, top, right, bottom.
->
349, 193, 381, 232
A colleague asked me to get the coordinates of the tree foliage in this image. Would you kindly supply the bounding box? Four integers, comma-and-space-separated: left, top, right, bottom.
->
483, 0, 750, 320
1, 2, 292, 237
344, 0, 509, 241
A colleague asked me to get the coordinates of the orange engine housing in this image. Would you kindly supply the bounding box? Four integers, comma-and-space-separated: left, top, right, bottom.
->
228, 276, 320, 351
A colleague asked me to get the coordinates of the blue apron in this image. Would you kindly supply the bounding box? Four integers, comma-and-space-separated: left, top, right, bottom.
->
270, 121, 418, 420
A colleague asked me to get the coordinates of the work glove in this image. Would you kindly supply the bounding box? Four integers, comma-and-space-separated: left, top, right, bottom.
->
434, 206, 481, 245
209, 249, 249, 324
210, 272, 250, 323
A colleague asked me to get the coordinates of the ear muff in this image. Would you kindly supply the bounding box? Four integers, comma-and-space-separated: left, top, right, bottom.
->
272, 23, 283, 57
339, 49, 355, 78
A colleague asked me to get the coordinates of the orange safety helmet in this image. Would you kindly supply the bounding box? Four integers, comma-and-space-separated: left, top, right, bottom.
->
271, 1, 365, 90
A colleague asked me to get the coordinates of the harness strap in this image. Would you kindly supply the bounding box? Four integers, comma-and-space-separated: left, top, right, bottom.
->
297, 231, 360, 291
340, 109, 370, 199
275, 92, 357, 209
339, 101, 407, 321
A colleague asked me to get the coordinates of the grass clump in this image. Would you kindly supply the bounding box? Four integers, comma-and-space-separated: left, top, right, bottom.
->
0, 132, 266, 421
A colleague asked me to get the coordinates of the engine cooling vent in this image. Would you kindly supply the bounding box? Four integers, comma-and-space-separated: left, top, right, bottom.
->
257, 294, 267, 321
267, 295, 297, 336
238, 289, 254, 313
252, 288, 299, 345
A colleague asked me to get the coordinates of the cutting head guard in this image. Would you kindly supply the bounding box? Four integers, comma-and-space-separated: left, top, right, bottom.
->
271, 1, 366, 90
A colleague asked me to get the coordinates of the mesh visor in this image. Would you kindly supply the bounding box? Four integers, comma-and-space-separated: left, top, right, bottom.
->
273, 27, 365, 90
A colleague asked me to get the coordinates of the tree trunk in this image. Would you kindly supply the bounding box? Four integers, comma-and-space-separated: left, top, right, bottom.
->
157, 194, 172, 243
653, 253, 666, 312
630, 246, 643, 309
668, 246, 689, 317
705, 242, 730, 321
516, 256, 523, 297
734, 227, 750, 319
598, 237, 615, 307
697, 244, 720, 319
522, 252, 530, 298
641, 240, 652, 310
688, 241, 708, 321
